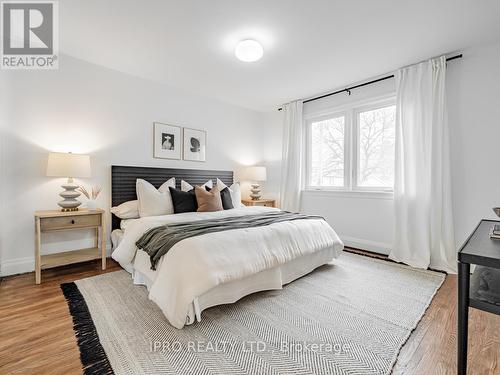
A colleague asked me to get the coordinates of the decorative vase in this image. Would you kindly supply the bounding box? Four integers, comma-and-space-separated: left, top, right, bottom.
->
493, 207, 500, 218
87, 200, 97, 211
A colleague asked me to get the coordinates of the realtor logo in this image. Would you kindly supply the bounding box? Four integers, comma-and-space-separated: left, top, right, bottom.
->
1, 1, 59, 69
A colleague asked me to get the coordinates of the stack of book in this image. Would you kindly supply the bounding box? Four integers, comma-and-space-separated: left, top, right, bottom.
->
490, 224, 500, 240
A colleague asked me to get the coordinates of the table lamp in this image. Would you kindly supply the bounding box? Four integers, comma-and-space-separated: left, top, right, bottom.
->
46, 152, 91, 211
246, 166, 267, 200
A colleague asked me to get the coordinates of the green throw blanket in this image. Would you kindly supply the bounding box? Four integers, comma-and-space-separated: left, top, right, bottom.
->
136, 211, 324, 270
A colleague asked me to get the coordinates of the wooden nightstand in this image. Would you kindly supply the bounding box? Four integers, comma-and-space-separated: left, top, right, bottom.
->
34, 209, 106, 284
242, 199, 276, 208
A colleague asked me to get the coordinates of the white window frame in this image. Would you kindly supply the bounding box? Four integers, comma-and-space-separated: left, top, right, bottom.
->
305, 110, 351, 191
305, 95, 396, 196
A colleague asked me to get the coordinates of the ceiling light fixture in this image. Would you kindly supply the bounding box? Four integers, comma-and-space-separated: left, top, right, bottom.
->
235, 40, 263, 62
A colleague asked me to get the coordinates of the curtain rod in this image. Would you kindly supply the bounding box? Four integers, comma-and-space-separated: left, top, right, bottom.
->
278, 54, 463, 111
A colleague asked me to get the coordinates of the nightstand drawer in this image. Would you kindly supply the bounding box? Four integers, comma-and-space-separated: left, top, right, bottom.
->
255, 202, 273, 207
40, 214, 101, 231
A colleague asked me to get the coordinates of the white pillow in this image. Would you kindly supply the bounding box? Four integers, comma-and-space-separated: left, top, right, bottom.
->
181, 179, 213, 192
119, 219, 138, 231
216, 178, 242, 208
136, 178, 175, 217
110, 200, 139, 219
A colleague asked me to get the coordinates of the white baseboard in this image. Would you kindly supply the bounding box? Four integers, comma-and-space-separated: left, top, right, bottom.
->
341, 235, 392, 255
0, 245, 112, 277
0, 256, 35, 276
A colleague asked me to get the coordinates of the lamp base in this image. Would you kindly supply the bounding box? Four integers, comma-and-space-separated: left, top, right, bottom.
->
57, 179, 82, 211
250, 183, 262, 200
61, 207, 79, 212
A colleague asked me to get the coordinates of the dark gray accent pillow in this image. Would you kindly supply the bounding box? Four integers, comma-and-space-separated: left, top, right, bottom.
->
169, 187, 197, 213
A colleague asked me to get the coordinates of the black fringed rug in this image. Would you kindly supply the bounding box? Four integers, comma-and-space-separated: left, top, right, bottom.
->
61, 253, 444, 375
61, 282, 114, 375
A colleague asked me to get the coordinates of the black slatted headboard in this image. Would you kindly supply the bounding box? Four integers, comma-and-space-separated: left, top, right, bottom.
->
111, 165, 233, 230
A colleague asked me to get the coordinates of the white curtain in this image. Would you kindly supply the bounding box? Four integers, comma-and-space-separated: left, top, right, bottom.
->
279, 100, 303, 212
389, 56, 456, 273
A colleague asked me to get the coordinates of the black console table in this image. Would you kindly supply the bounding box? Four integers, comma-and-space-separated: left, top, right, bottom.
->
457, 219, 500, 375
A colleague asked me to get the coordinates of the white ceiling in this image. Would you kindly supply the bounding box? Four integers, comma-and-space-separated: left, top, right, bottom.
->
61, 0, 500, 112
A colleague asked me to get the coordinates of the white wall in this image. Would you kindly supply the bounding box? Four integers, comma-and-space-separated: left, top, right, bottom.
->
263, 41, 500, 255
447, 42, 500, 247
0, 55, 266, 276
0, 73, 9, 269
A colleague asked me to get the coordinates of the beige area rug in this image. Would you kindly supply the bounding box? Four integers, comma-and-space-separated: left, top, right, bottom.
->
61, 252, 445, 375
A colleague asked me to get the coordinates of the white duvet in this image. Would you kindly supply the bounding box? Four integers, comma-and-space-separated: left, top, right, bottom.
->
112, 206, 344, 328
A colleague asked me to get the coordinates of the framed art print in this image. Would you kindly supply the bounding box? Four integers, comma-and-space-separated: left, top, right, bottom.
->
183, 127, 206, 162
154, 122, 181, 160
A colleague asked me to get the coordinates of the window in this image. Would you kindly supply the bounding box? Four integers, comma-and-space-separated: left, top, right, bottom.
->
306, 99, 396, 192
310, 115, 345, 187
356, 105, 396, 188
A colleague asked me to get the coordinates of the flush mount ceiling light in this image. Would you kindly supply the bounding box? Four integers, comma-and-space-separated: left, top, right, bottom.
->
234, 40, 264, 62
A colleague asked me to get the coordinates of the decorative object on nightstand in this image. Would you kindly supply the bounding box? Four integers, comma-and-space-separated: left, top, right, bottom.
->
490, 225, 500, 240
46, 152, 91, 211
78, 185, 102, 210
491, 207, 500, 239
34, 209, 106, 284
242, 198, 275, 208
246, 166, 267, 200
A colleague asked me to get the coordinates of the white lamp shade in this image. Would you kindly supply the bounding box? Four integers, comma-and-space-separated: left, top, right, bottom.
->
245, 166, 267, 181
46, 152, 91, 178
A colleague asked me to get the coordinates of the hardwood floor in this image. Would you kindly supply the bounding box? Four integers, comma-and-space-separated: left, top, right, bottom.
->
0, 259, 120, 375
0, 256, 499, 375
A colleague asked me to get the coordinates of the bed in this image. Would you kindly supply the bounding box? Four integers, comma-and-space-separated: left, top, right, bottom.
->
110, 166, 344, 329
